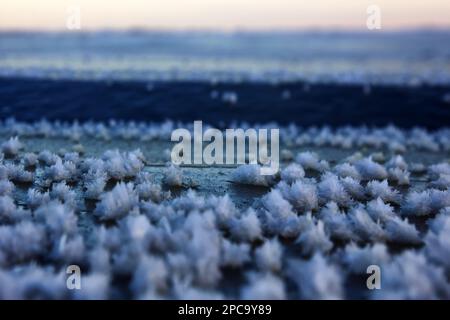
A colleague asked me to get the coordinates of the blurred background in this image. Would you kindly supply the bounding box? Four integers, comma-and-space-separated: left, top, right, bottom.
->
2, 0, 450, 30
0, 1, 450, 127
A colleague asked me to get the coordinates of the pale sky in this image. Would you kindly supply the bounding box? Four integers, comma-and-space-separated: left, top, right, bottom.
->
1, 0, 450, 31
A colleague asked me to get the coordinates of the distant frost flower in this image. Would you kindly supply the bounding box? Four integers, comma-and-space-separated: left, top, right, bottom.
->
0, 221, 47, 266
295, 151, 329, 172
64, 152, 80, 164
80, 158, 105, 174
0, 165, 7, 180
1, 137, 23, 157
232, 164, 273, 187
137, 181, 170, 203
287, 254, 344, 300
255, 239, 283, 272
341, 243, 390, 274
388, 168, 410, 185
372, 251, 450, 300
184, 212, 222, 287
220, 239, 251, 268
280, 163, 305, 184
95, 182, 139, 220
366, 197, 396, 222
355, 157, 388, 180
229, 208, 263, 242
22, 153, 38, 167
172, 277, 224, 300
384, 216, 421, 244
241, 272, 286, 300
428, 163, 450, 179
366, 180, 401, 204
333, 163, 361, 180
0, 195, 17, 221
262, 189, 294, 219
430, 174, 450, 190
54, 234, 85, 263
340, 176, 365, 200
4, 164, 34, 182
386, 155, 408, 171
222, 91, 238, 105
135, 171, 153, 184
38, 150, 59, 166
261, 188, 304, 237
0, 180, 14, 196
277, 180, 318, 212
296, 220, 333, 255
402, 190, 433, 216
130, 255, 168, 296
163, 164, 183, 187
103, 149, 144, 179
402, 189, 450, 216
0, 266, 66, 299
34, 201, 78, 237
170, 189, 206, 213
424, 212, 450, 271
72, 273, 110, 300
207, 194, 238, 228
84, 171, 107, 200
27, 188, 50, 210
349, 206, 386, 242
408, 129, 440, 152
319, 202, 355, 241
167, 253, 191, 280
429, 189, 450, 211
44, 159, 76, 182
318, 173, 351, 207
122, 214, 151, 241
388, 141, 406, 153
429, 207, 450, 234
50, 182, 77, 207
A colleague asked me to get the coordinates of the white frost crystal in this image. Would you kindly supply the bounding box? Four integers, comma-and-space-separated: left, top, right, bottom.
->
0, 119, 449, 299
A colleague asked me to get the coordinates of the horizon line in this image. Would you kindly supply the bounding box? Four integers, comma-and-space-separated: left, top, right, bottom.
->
2, 25, 450, 34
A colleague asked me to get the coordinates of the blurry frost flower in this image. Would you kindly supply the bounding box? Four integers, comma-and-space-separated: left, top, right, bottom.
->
255, 238, 283, 272
163, 164, 183, 187
95, 182, 139, 220
232, 164, 273, 187
287, 254, 344, 300
355, 157, 388, 180
1, 137, 23, 157
241, 272, 286, 300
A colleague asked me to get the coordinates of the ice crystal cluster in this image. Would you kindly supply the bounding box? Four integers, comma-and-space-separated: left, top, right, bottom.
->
0, 120, 450, 300
1, 119, 450, 152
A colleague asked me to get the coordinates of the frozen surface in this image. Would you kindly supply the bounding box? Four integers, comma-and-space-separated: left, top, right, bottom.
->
1, 31, 450, 84
0, 120, 450, 299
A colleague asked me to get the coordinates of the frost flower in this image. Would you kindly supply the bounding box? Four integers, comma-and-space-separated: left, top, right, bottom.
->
287, 254, 344, 299
232, 164, 273, 187
1, 137, 23, 157
95, 182, 139, 220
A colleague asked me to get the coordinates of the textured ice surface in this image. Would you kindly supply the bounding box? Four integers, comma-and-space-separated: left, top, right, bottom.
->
0, 120, 449, 299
